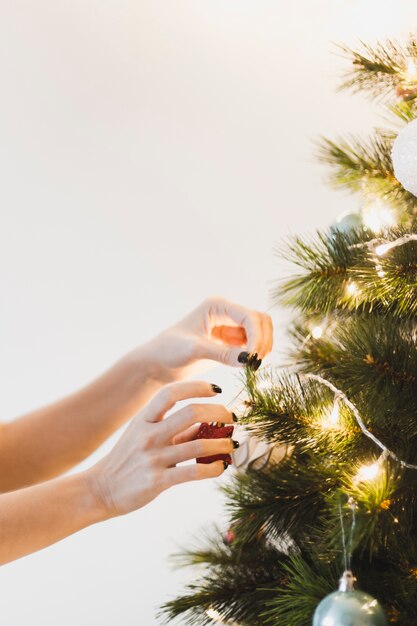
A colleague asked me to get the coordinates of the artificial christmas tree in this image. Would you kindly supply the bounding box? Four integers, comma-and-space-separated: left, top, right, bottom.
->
162, 37, 417, 625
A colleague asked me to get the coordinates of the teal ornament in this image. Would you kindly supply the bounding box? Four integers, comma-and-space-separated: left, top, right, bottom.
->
331, 211, 363, 234
313, 571, 388, 626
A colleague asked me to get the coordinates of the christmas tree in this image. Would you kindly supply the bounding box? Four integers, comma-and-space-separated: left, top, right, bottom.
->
162, 37, 417, 625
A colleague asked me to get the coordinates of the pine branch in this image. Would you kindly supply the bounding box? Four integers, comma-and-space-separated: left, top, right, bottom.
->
160, 539, 288, 626
221, 452, 345, 547
338, 38, 417, 98
262, 555, 337, 626
241, 369, 361, 455
275, 227, 417, 317
318, 134, 417, 215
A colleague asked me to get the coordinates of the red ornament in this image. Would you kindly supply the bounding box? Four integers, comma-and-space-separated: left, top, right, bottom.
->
225, 528, 236, 544
193, 422, 234, 465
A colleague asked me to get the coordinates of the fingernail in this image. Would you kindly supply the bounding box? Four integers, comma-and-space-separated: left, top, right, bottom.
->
211, 384, 222, 393
251, 358, 262, 371
247, 352, 258, 367
223, 461, 229, 470
232, 440, 240, 449
232, 412, 238, 422
238, 351, 250, 364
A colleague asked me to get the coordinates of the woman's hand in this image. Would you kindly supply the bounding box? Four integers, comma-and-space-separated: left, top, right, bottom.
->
85, 380, 236, 518
140, 296, 273, 382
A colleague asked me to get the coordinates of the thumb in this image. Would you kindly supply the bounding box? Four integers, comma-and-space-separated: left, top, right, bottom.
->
197, 337, 250, 367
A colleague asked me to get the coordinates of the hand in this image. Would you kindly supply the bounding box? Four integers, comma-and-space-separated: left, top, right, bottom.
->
85, 380, 236, 517
141, 296, 273, 381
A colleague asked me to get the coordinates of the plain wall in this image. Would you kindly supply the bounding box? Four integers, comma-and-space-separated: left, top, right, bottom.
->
0, 2, 415, 624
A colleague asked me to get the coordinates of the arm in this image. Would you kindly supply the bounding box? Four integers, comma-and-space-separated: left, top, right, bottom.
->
0, 381, 236, 565
0, 472, 104, 566
0, 296, 273, 493
0, 348, 165, 492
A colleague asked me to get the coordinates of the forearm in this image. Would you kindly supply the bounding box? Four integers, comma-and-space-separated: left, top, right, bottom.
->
0, 345, 167, 492
0, 472, 106, 565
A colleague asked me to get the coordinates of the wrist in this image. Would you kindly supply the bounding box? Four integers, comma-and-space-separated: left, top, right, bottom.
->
79, 468, 114, 523
126, 340, 176, 385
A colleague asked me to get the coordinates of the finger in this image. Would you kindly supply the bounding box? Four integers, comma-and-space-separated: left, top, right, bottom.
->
160, 402, 234, 441
211, 325, 247, 346
163, 460, 226, 488
264, 312, 274, 355
172, 423, 201, 445
195, 338, 244, 367
259, 312, 273, 359
202, 297, 264, 360
161, 438, 234, 466
212, 298, 264, 355
142, 380, 222, 424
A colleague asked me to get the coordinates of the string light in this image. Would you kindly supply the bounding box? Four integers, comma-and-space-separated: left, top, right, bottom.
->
355, 460, 381, 483
375, 263, 385, 277
321, 398, 341, 429
351, 233, 417, 256
375, 242, 394, 257
405, 56, 417, 82
346, 281, 359, 297
361, 200, 396, 232
303, 373, 417, 471
206, 607, 224, 622
311, 325, 324, 339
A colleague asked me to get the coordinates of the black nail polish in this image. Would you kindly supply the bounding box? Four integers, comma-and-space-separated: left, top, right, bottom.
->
211, 384, 222, 393
238, 351, 250, 364
251, 358, 262, 371
223, 461, 229, 470
232, 440, 240, 449
247, 352, 258, 367
232, 412, 238, 423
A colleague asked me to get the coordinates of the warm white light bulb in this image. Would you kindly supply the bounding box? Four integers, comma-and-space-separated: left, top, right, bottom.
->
321, 402, 340, 429
362, 201, 395, 232
375, 263, 385, 277
312, 325, 324, 339
406, 57, 417, 80
346, 281, 359, 297
206, 608, 224, 622
355, 461, 380, 482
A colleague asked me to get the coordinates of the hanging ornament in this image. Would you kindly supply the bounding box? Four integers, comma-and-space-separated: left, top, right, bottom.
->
313, 570, 388, 626
193, 422, 234, 466
392, 118, 417, 197
331, 210, 363, 234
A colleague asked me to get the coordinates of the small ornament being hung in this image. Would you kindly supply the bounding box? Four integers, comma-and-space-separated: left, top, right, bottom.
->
392, 118, 417, 197
313, 570, 388, 626
193, 422, 234, 465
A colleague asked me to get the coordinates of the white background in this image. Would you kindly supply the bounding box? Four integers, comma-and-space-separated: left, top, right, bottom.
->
0, 2, 415, 624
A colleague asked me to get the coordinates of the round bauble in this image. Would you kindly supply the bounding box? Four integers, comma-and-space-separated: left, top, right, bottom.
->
313, 589, 388, 626
392, 118, 417, 197
331, 211, 363, 234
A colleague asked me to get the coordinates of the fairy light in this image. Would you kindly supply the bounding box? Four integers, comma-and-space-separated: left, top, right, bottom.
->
375, 263, 386, 277
361, 200, 396, 233
304, 373, 417, 471
321, 399, 341, 430
355, 461, 381, 483
351, 233, 417, 257
346, 281, 359, 297
206, 607, 224, 622
405, 56, 417, 82
311, 325, 324, 339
